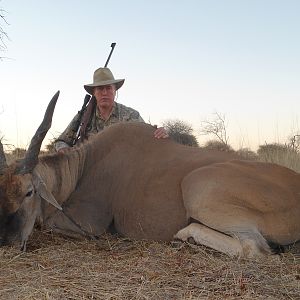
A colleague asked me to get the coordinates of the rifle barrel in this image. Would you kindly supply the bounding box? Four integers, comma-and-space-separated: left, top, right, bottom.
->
104, 43, 116, 67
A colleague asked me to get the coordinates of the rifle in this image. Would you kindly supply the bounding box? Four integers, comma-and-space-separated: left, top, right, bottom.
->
71, 94, 91, 145
72, 43, 117, 145
105, 42, 116, 67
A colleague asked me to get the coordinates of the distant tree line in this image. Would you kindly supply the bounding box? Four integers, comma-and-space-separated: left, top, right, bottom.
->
4, 112, 300, 173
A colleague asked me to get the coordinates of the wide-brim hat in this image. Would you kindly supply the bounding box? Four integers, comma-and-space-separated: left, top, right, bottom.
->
84, 67, 125, 94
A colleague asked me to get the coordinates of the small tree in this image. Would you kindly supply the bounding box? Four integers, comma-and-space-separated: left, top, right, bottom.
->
257, 143, 291, 158
0, 6, 9, 60
203, 140, 234, 152
288, 134, 300, 153
11, 147, 26, 159
163, 119, 199, 147
199, 111, 229, 147
257, 142, 300, 172
44, 139, 56, 153
3, 146, 26, 164
236, 147, 258, 160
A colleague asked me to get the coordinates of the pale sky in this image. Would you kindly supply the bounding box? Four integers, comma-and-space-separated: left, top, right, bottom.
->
0, 0, 299, 151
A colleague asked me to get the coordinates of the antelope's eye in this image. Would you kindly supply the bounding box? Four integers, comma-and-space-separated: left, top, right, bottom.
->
25, 190, 34, 197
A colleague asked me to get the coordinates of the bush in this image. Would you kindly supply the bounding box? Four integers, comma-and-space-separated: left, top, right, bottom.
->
44, 139, 56, 154
257, 143, 300, 172
203, 140, 234, 152
236, 147, 258, 160
163, 119, 199, 147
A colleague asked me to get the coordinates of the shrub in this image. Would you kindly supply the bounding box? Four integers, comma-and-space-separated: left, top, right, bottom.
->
203, 140, 234, 152
236, 147, 258, 160
257, 143, 300, 172
163, 119, 199, 147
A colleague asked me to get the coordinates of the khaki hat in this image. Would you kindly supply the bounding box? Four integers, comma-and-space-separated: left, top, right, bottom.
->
84, 67, 125, 94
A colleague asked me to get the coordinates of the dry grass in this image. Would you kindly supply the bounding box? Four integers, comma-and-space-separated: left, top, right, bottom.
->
258, 150, 300, 173
0, 230, 299, 300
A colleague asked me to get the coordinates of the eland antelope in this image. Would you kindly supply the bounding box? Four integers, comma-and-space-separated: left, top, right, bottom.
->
0, 92, 299, 256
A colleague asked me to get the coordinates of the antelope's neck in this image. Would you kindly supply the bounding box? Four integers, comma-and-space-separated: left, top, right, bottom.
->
35, 147, 87, 205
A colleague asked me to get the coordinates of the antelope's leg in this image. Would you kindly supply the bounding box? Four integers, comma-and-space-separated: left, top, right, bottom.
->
174, 223, 243, 257
175, 223, 272, 257
179, 165, 274, 257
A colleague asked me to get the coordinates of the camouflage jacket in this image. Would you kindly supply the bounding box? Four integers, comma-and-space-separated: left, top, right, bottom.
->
54, 101, 144, 151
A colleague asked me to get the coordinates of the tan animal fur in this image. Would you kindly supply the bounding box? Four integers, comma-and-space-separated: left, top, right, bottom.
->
0, 92, 299, 257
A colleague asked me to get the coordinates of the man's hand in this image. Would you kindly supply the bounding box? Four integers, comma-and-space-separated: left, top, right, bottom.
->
58, 147, 71, 153
154, 127, 169, 139
54, 141, 71, 153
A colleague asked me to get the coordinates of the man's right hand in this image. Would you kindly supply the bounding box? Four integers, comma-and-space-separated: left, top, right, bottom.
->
54, 141, 71, 153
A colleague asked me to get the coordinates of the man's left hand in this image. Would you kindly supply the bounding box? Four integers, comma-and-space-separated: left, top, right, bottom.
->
154, 127, 169, 139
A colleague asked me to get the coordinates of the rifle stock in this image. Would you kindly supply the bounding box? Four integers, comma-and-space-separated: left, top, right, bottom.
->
72, 94, 91, 145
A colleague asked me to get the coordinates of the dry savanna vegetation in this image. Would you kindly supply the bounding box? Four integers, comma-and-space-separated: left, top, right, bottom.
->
1, 119, 300, 299
0, 230, 299, 300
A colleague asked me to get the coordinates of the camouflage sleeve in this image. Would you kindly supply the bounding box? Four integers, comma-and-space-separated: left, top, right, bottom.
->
116, 102, 144, 123
129, 110, 144, 123
54, 113, 81, 148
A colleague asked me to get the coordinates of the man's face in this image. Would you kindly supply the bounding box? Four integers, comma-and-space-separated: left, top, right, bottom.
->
93, 84, 116, 110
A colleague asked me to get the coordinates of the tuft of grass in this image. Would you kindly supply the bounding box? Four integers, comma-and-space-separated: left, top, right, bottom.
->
257, 143, 300, 173
0, 229, 299, 300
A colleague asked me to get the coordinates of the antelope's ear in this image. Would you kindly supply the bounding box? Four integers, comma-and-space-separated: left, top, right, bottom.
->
37, 181, 62, 211
33, 170, 62, 210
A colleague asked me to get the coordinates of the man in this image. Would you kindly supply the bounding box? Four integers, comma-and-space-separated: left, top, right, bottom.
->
54, 67, 168, 152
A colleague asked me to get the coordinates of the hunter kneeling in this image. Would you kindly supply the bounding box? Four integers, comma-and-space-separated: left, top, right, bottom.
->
54, 67, 168, 151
